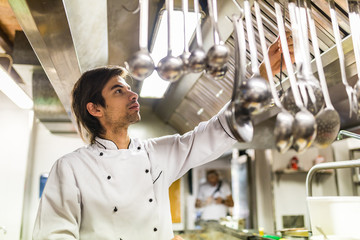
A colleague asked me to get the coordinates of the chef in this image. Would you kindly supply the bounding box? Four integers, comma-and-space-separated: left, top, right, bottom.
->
33, 34, 292, 240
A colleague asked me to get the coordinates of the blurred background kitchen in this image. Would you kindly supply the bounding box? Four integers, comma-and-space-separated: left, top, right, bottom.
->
1, 0, 360, 239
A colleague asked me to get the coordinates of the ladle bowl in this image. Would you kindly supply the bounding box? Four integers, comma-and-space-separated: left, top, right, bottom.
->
157, 55, 184, 82
225, 102, 254, 143
292, 109, 317, 153
180, 51, 191, 73
205, 64, 228, 80
128, 50, 155, 81
189, 48, 207, 73
240, 74, 271, 115
314, 108, 340, 148
206, 44, 229, 68
275, 110, 294, 153
283, 78, 324, 115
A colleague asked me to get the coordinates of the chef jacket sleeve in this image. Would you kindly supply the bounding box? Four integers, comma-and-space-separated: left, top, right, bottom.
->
33, 157, 81, 240
145, 102, 238, 185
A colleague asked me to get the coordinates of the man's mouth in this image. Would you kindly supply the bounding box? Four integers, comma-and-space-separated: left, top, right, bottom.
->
129, 103, 140, 110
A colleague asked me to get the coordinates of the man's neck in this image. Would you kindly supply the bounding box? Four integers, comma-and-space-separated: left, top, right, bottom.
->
102, 129, 131, 149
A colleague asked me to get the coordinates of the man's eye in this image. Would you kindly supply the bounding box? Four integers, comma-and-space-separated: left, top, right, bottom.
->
115, 89, 122, 93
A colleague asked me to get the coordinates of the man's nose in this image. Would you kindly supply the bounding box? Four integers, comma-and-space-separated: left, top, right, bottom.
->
130, 90, 138, 101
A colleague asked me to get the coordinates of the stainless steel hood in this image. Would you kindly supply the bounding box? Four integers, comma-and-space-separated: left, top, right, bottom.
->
8, 0, 360, 148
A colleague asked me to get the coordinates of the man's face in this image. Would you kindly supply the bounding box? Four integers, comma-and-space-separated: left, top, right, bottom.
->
207, 173, 219, 186
99, 75, 141, 129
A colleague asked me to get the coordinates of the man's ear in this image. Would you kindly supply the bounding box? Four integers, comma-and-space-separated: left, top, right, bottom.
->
86, 102, 103, 117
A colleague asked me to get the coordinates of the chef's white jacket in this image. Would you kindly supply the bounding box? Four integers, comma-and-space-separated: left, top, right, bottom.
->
33, 104, 237, 240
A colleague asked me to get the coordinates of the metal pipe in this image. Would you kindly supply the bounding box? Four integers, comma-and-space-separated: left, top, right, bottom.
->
306, 159, 360, 196
337, 130, 360, 140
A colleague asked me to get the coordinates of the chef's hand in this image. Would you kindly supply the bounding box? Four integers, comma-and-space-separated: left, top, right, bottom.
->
215, 197, 223, 204
172, 235, 185, 240
259, 32, 295, 80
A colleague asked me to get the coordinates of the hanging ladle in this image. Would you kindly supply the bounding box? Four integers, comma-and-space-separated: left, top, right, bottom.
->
188, 0, 207, 73
179, 0, 191, 72
157, 0, 184, 82
240, 0, 271, 116
304, 0, 340, 148
329, 0, 358, 117
274, 0, 317, 153
348, 0, 360, 116
254, 0, 294, 153
127, 0, 155, 81
283, 0, 323, 115
205, 0, 229, 80
225, 13, 253, 143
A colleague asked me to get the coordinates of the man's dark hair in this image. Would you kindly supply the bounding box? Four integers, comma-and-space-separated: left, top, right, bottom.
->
206, 169, 219, 177
71, 66, 129, 143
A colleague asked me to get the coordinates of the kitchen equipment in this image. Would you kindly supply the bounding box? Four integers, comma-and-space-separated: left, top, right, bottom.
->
240, 0, 271, 116
305, 0, 340, 148
188, 0, 206, 73
157, 0, 184, 82
315, 226, 328, 240
179, 0, 191, 72
283, 0, 323, 116
205, 0, 229, 80
306, 159, 360, 238
225, 14, 253, 143
254, 0, 293, 153
274, 0, 316, 153
329, 0, 358, 117
127, 0, 155, 81
348, 0, 360, 115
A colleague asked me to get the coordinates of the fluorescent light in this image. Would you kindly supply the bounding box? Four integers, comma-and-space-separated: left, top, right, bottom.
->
140, 9, 198, 98
0, 65, 33, 109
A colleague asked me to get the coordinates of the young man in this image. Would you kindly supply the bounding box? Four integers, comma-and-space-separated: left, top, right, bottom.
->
33, 34, 292, 239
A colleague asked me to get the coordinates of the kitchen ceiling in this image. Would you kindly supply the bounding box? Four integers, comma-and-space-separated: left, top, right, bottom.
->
0, 0, 359, 149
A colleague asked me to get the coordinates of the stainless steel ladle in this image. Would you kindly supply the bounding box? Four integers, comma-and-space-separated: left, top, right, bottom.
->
240, 0, 271, 116
305, 0, 340, 148
275, 0, 317, 153
205, 0, 229, 80
329, 0, 358, 117
254, 0, 294, 153
188, 0, 207, 73
127, 0, 155, 81
225, 14, 253, 143
179, 0, 191, 72
157, 0, 184, 82
283, 0, 323, 115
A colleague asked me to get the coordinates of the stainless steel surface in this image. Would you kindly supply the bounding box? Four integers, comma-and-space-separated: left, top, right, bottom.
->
306, 159, 360, 196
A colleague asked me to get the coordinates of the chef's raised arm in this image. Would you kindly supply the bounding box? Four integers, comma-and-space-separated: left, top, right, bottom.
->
144, 102, 238, 185
33, 158, 81, 240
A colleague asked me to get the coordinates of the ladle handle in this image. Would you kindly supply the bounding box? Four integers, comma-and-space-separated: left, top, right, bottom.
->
274, 0, 304, 109
194, 0, 203, 48
288, 0, 303, 71
253, 0, 282, 107
139, 0, 149, 50
329, 0, 350, 87
166, 0, 174, 55
348, 1, 360, 79
306, 0, 334, 109
182, 0, 189, 53
244, 0, 260, 75
232, 15, 242, 102
297, 0, 313, 76
207, 0, 221, 45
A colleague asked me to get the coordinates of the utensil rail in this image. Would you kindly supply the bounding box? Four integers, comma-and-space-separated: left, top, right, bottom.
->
306, 159, 360, 196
